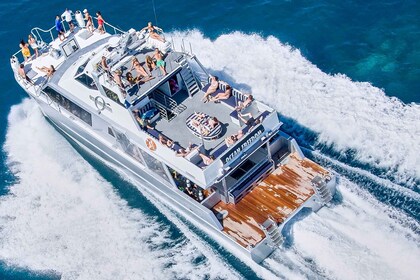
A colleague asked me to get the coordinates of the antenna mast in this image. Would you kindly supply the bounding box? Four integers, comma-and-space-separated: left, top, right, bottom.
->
152, 0, 158, 26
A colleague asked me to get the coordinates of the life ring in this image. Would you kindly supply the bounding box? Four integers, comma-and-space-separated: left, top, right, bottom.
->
145, 137, 157, 151
94, 96, 106, 112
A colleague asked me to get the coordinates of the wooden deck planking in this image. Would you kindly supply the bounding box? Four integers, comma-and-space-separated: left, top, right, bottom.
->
212, 154, 328, 248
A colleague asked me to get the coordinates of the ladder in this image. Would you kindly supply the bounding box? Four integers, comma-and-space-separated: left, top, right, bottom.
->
260, 218, 284, 248
178, 56, 200, 97
150, 90, 186, 121
311, 175, 333, 204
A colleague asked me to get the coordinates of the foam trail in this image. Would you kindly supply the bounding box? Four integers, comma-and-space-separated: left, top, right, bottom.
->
0, 99, 239, 279
265, 178, 419, 280
169, 30, 420, 184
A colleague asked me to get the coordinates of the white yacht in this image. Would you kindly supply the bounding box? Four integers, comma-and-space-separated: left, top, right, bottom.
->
10, 12, 336, 263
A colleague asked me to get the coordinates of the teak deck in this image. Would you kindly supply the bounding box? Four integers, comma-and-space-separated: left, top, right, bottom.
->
212, 154, 328, 248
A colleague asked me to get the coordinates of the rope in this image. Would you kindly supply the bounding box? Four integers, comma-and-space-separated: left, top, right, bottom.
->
152, 0, 158, 26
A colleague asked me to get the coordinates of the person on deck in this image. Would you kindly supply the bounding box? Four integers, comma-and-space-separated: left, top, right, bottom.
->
130, 57, 150, 78
28, 34, 38, 58
61, 8, 74, 33
37, 65, 55, 77
235, 94, 253, 111
145, 55, 156, 74
83, 9, 94, 33
225, 135, 238, 147
210, 84, 232, 102
55, 15, 66, 41
96, 11, 105, 34
207, 117, 220, 129
153, 48, 167, 75
19, 40, 31, 62
199, 153, 214, 166
18, 64, 31, 83
141, 22, 165, 42
201, 76, 219, 102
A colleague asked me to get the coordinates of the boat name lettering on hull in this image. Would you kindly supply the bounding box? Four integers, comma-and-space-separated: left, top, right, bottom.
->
222, 125, 264, 165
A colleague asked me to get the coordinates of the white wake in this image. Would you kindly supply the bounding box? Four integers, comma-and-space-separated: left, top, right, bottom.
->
0, 99, 239, 280
169, 30, 420, 184
266, 178, 419, 280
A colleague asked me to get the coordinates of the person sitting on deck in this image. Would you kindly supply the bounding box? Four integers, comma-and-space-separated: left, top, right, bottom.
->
249, 115, 264, 131
101, 56, 109, 72
130, 57, 150, 78
18, 64, 31, 83
207, 117, 219, 129
126, 71, 138, 85
153, 48, 167, 76
37, 65, 55, 77
133, 110, 154, 130
225, 134, 238, 147
238, 111, 253, 125
175, 142, 195, 157
235, 94, 253, 111
141, 22, 165, 43
210, 84, 232, 103
113, 69, 126, 88
145, 55, 156, 73
201, 76, 219, 103
166, 139, 175, 149
199, 153, 214, 166
159, 134, 168, 145
235, 130, 244, 140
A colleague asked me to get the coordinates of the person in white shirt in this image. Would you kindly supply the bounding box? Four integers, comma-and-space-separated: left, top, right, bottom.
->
61, 8, 74, 33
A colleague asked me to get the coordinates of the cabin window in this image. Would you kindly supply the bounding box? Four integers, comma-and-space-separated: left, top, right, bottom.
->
113, 131, 145, 166
140, 150, 170, 183
75, 73, 98, 90
103, 86, 123, 106
108, 127, 115, 137
43, 86, 92, 126
75, 59, 90, 76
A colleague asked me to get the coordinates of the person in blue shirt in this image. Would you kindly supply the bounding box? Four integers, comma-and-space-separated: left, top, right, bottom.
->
55, 15, 66, 41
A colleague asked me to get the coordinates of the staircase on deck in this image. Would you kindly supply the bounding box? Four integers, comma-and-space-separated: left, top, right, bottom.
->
150, 89, 186, 121
178, 56, 200, 97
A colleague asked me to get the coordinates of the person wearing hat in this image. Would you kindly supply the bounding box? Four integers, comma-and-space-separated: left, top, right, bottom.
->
83, 9, 94, 33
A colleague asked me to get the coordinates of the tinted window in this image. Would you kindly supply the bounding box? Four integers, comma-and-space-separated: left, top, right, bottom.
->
75, 73, 98, 90
103, 86, 123, 106
43, 86, 92, 126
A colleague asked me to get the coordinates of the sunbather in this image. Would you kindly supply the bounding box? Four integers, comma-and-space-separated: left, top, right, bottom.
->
202, 76, 219, 102
37, 65, 55, 77
207, 117, 219, 129
199, 153, 214, 166
235, 94, 253, 111
141, 22, 165, 42
211, 84, 232, 102
131, 57, 150, 78
145, 55, 156, 73
225, 135, 238, 147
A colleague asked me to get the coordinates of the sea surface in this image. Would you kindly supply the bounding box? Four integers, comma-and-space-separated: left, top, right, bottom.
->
0, 1, 419, 279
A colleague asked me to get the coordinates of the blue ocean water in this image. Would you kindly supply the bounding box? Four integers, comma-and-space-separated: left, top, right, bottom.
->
0, 1, 419, 279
